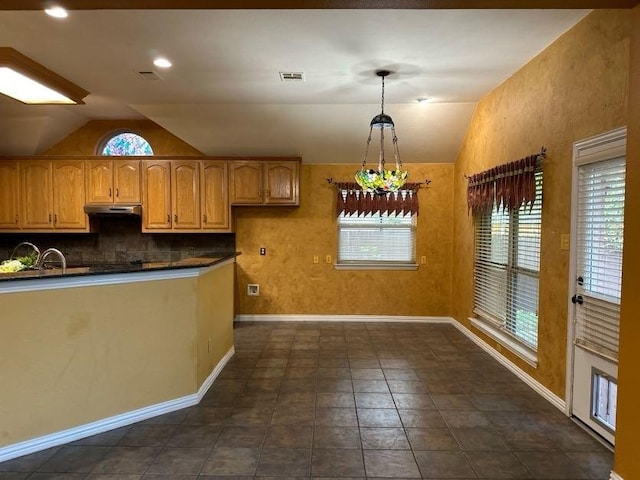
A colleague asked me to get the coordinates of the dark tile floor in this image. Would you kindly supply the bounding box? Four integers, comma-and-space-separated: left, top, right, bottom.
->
0, 321, 613, 479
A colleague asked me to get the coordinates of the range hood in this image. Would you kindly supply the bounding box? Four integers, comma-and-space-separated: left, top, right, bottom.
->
84, 204, 142, 216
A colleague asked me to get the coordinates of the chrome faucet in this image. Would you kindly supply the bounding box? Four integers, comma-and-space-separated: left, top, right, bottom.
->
10, 242, 41, 266
37, 248, 67, 274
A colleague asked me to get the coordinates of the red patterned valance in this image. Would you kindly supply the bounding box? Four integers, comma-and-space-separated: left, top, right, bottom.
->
467, 149, 545, 216
334, 182, 422, 217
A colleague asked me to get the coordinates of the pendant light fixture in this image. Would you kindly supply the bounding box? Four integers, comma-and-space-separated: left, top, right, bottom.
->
355, 70, 408, 194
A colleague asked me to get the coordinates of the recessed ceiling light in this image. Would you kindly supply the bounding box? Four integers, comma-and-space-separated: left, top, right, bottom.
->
153, 57, 172, 69
44, 6, 69, 19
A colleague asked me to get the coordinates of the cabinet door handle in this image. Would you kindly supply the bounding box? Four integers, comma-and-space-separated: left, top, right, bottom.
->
115, 188, 119, 198
203, 214, 207, 223
15, 214, 18, 224
49, 213, 52, 222
54, 214, 57, 224
167, 214, 170, 223
109, 187, 112, 198
174, 214, 178, 223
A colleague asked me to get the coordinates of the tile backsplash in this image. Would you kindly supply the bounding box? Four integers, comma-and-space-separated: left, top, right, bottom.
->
0, 216, 235, 264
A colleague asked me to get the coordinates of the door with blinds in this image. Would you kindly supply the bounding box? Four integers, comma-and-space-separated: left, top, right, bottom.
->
569, 127, 626, 445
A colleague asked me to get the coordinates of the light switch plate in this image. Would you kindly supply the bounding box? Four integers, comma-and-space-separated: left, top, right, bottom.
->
560, 234, 570, 251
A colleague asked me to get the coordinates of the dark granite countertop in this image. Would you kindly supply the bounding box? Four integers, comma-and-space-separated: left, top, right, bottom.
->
0, 252, 239, 283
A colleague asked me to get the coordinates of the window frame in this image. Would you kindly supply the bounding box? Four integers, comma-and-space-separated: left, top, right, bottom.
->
335, 208, 418, 271
471, 171, 542, 364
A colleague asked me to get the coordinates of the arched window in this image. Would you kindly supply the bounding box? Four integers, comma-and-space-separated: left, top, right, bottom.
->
100, 132, 153, 156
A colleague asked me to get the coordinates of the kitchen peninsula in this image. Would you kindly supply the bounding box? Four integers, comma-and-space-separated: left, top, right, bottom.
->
0, 253, 237, 460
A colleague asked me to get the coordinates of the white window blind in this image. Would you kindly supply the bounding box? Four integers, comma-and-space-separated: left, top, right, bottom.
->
474, 172, 542, 350
575, 156, 625, 360
337, 212, 416, 265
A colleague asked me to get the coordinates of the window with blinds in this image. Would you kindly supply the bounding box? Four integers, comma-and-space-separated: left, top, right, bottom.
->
337, 212, 416, 265
575, 156, 625, 360
473, 172, 542, 350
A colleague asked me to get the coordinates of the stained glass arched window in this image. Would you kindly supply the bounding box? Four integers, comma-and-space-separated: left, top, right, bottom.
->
101, 132, 153, 156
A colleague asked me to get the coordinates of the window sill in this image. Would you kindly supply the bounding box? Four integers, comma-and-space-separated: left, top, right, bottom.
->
334, 263, 418, 271
469, 317, 538, 368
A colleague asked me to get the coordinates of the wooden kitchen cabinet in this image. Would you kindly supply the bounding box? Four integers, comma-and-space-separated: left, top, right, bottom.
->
229, 158, 300, 206
15, 159, 87, 232
142, 159, 203, 232
52, 160, 87, 230
0, 161, 20, 229
201, 160, 231, 231
265, 161, 299, 205
171, 160, 200, 230
86, 159, 141, 204
229, 161, 263, 204
20, 160, 53, 230
142, 160, 172, 230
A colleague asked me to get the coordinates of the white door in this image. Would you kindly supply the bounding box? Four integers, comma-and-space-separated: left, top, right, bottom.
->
569, 127, 626, 445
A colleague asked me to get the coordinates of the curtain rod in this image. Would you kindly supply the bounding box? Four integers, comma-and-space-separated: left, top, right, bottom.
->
463, 146, 547, 180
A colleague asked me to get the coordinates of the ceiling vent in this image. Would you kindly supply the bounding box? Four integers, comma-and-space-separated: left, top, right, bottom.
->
138, 71, 162, 81
279, 72, 304, 82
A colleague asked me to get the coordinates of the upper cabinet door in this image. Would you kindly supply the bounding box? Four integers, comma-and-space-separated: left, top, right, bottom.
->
172, 161, 201, 229
53, 160, 87, 230
21, 160, 53, 229
0, 161, 20, 229
265, 161, 299, 205
142, 160, 172, 230
230, 162, 263, 204
86, 160, 113, 203
202, 161, 230, 231
114, 159, 141, 204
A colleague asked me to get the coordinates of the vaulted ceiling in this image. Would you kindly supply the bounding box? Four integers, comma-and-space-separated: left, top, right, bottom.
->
0, 3, 616, 162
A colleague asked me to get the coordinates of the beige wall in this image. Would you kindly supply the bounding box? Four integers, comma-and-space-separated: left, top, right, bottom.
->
451, 9, 630, 397
0, 278, 197, 446
235, 163, 454, 316
0, 263, 235, 447
197, 262, 235, 386
44, 119, 204, 156
614, 5, 640, 478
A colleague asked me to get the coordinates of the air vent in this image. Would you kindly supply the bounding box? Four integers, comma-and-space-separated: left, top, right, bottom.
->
138, 71, 162, 81
279, 72, 305, 82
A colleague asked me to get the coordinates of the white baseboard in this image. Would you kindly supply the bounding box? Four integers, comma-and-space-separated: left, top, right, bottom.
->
197, 346, 235, 402
0, 345, 234, 464
610, 472, 623, 480
236, 314, 566, 413
450, 320, 566, 412
234, 314, 452, 323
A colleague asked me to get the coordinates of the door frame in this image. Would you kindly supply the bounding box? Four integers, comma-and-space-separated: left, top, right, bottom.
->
565, 126, 627, 423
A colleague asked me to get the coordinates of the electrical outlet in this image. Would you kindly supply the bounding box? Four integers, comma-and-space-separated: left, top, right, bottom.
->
420, 256, 427, 265
560, 234, 570, 251
313, 255, 319, 264
260, 247, 266, 255
325, 254, 332, 264
247, 284, 260, 296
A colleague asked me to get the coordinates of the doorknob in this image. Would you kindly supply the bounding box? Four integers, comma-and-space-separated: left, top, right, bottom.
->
571, 294, 584, 305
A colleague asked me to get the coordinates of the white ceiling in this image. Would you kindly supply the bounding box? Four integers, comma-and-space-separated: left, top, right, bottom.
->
0, 8, 589, 163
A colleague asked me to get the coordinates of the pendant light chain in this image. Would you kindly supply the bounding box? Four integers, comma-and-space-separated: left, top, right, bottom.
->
380, 74, 385, 115
355, 69, 408, 194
